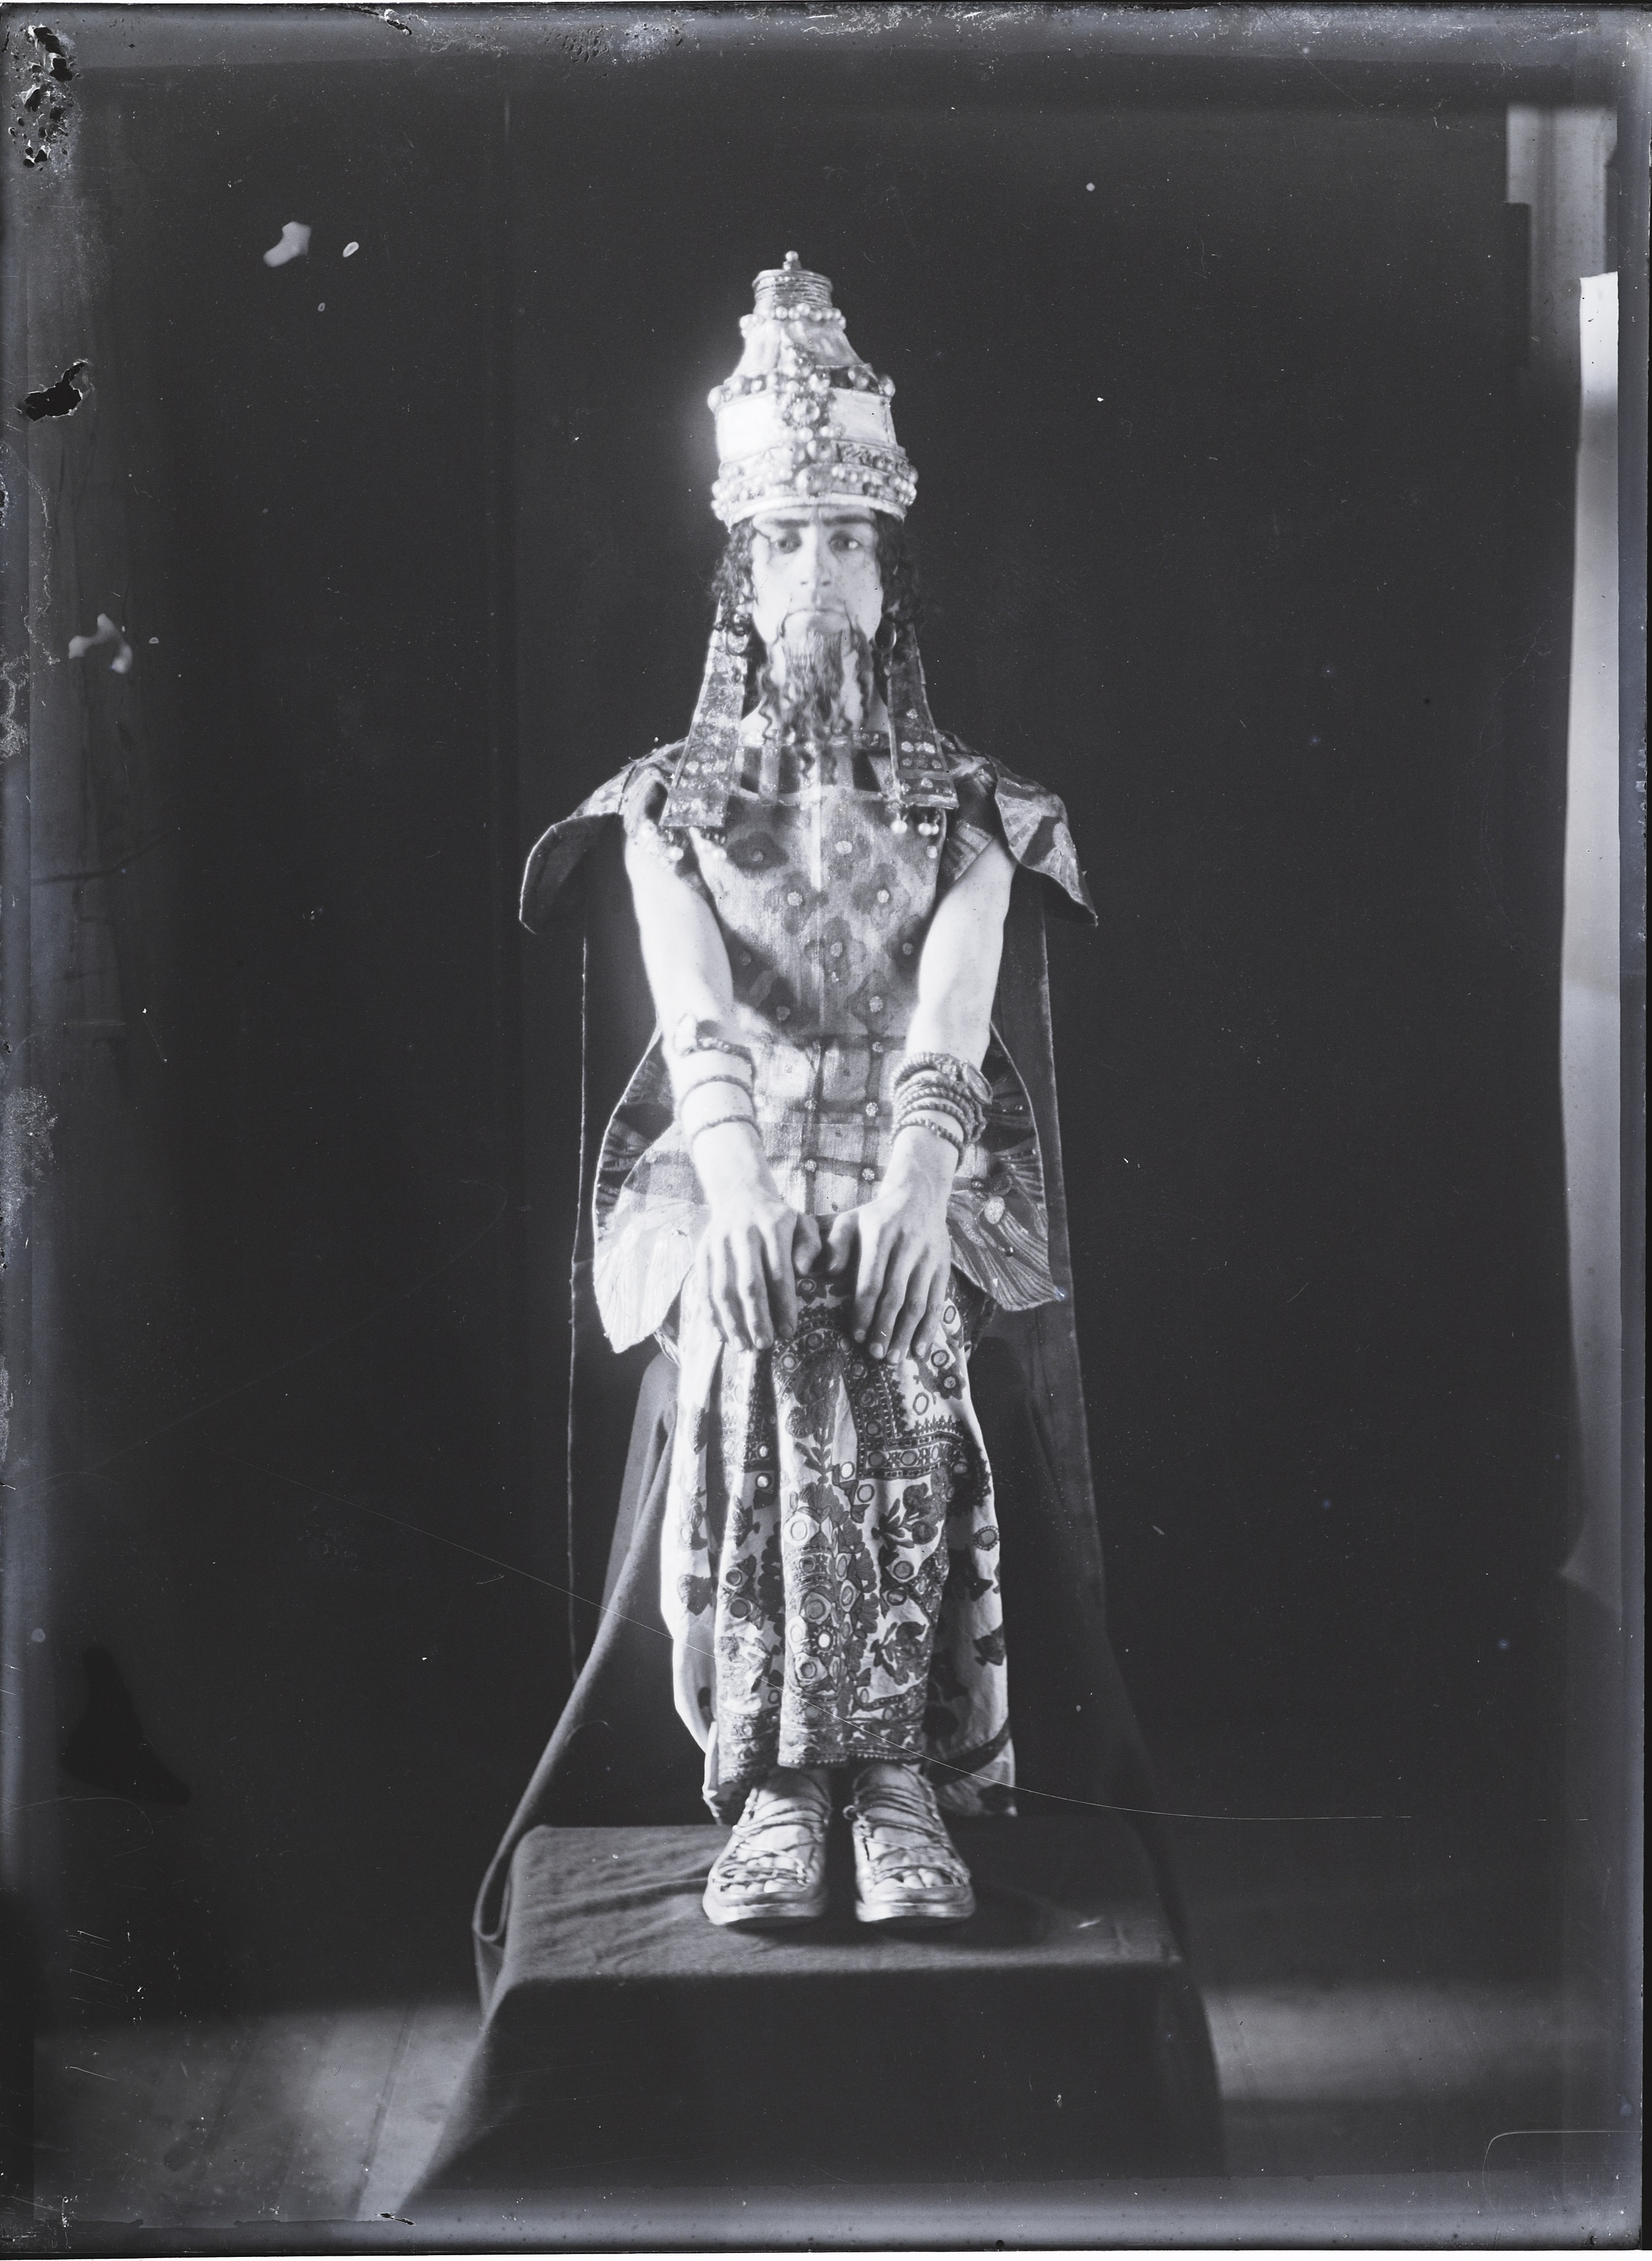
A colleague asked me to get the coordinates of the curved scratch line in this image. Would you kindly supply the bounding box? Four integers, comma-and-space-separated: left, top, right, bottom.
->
1482, 2126, 1625, 2204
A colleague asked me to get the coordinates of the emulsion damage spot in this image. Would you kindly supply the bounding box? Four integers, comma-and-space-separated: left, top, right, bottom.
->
18, 358, 88, 421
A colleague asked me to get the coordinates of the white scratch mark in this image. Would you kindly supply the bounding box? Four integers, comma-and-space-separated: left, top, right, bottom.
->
67, 613, 132, 675
1, 1086, 56, 1246
0, 653, 27, 760
263, 221, 311, 267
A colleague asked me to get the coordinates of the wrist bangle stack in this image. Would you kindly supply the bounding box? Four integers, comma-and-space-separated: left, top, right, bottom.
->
672, 1017, 759, 1125
679, 1073, 756, 1132
892, 1050, 991, 1151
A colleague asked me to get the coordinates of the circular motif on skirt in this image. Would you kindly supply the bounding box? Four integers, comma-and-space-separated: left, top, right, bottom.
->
802, 1593, 829, 1623
889, 1558, 916, 1583
839, 1581, 858, 1608
913, 1393, 929, 1415
855, 1482, 876, 1506
795, 1655, 823, 1684
726, 1595, 753, 1622
787, 1514, 817, 1545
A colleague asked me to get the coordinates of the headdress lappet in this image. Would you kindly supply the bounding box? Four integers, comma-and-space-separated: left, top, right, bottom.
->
662, 254, 955, 835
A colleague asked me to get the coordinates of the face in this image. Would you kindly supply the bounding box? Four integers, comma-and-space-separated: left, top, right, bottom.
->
746, 504, 885, 653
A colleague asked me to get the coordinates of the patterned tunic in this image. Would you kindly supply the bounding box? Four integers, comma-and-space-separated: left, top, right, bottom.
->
527, 717, 1092, 1819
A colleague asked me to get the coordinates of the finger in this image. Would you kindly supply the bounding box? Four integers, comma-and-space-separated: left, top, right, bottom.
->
710, 1241, 747, 1348
912, 1270, 951, 1365
700, 1242, 725, 1342
735, 1228, 772, 1350
793, 1212, 824, 1273
886, 1260, 934, 1366
824, 1211, 858, 1276
866, 1244, 917, 1361
765, 1222, 798, 1340
852, 1226, 890, 1343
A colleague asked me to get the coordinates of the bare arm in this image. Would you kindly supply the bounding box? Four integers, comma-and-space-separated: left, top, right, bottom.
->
825, 838, 1015, 1362
624, 836, 818, 1347
903, 834, 1013, 1064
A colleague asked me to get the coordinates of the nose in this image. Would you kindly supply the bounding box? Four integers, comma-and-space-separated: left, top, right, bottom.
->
799, 525, 836, 597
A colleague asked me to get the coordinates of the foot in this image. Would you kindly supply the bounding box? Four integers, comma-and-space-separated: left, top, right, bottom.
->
845, 1762, 976, 1926
703, 1768, 831, 1928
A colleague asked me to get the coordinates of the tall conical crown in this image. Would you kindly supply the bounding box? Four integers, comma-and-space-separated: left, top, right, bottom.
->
708, 253, 916, 524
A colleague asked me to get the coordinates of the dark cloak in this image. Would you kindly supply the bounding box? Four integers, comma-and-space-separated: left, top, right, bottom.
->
472, 791, 1182, 2004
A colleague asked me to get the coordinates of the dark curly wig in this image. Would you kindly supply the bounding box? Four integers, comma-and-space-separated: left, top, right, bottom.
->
709, 514, 922, 703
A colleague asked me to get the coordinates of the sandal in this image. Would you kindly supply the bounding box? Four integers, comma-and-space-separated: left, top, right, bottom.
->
844, 1765, 977, 1926
703, 1771, 831, 1928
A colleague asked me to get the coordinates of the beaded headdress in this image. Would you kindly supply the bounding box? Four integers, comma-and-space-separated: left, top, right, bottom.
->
709, 251, 916, 525
663, 255, 955, 837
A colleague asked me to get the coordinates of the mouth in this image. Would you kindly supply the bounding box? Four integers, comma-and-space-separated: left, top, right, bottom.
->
780, 603, 852, 628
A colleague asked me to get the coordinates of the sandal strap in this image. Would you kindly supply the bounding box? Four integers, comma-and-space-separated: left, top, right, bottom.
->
845, 1773, 970, 1885
717, 1782, 829, 1885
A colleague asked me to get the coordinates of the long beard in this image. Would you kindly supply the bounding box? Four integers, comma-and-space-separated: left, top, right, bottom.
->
760, 619, 876, 740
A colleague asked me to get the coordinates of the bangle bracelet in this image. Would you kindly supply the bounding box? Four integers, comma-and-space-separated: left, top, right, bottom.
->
671, 1015, 756, 1068
687, 1111, 761, 1150
897, 1113, 965, 1161
676, 1069, 755, 1115
896, 1079, 972, 1120
896, 1110, 971, 1153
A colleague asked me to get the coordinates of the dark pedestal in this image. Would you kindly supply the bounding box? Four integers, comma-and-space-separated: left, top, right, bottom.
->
417, 1816, 1222, 2194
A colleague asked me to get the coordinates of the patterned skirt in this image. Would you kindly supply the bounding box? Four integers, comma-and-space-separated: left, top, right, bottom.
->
660, 1265, 1016, 1823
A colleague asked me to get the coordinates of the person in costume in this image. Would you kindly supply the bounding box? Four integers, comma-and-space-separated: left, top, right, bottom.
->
493, 255, 1143, 1943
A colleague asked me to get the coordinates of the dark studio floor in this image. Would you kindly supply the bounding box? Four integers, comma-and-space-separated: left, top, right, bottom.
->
28, 1725, 1621, 2244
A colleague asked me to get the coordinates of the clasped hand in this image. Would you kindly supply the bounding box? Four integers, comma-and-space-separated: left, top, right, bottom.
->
699, 1155, 953, 1366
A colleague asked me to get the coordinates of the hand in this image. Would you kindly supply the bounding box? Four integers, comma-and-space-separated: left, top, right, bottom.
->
823, 1144, 955, 1366
698, 1186, 823, 1350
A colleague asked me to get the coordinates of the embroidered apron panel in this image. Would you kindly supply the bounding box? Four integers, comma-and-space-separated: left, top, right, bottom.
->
661, 1266, 1014, 1822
